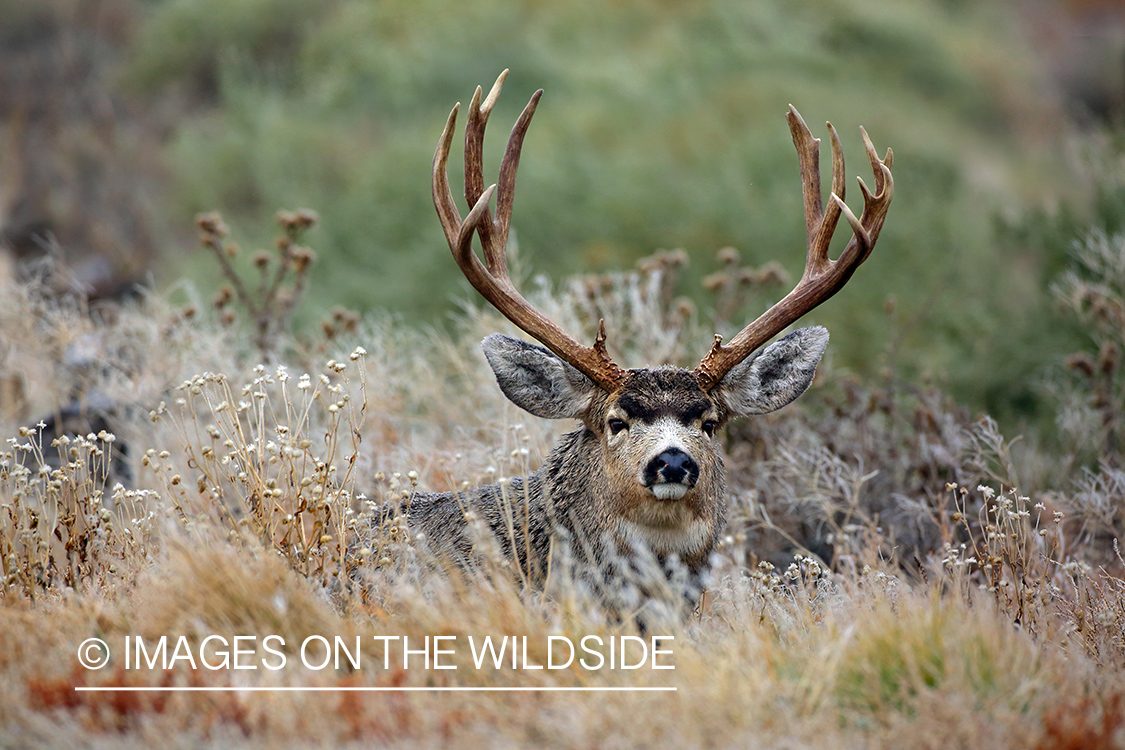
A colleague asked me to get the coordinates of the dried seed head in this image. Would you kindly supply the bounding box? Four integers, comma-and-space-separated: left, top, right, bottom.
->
289, 246, 316, 272
196, 212, 229, 240
1099, 341, 1120, 374
755, 261, 789, 285
1065, 352, 1096, 379
717, 246, 740, 266
702, 272, 727, 292
278, 208, 319, 232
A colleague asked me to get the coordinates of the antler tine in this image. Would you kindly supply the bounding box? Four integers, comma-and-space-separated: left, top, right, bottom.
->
464, 75, 498, 269
694, 105, 894, 392
833, 129, 894, 273
787, 105, 823, 249
493, 88, 541, 269
433, 102, 463, 249
433, 74, 627, 392
789, 107, 849, 273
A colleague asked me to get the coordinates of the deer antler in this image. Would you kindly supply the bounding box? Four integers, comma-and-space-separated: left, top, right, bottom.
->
433, 70, 627, 391
694, 105, 894, 391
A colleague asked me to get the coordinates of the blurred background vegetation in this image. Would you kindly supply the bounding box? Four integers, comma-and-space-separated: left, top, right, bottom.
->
3, 0, 1125, 445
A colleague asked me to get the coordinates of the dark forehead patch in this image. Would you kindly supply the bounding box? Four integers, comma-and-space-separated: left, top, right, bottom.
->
616, 367, 714, 424
680, 399, 712, 424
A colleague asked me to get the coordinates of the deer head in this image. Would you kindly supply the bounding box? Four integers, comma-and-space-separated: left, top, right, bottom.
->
432, 71, 893, 517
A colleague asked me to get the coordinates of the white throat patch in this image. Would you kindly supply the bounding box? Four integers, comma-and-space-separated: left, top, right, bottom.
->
617, 517, 712, 556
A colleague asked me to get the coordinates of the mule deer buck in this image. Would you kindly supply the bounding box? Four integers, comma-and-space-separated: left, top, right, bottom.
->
388, 71, 892, 604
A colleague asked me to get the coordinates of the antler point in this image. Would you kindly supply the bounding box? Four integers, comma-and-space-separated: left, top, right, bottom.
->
482, 71, 507, 114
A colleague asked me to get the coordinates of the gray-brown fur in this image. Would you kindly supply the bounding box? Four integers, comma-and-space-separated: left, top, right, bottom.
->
380, 326, 829, 601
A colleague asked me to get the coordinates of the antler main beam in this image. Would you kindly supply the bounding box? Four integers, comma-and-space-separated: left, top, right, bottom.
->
694, 105, 894, 391
433, 70, 627, 391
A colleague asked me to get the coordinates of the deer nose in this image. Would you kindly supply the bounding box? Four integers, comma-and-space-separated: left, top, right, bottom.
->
647, 448, 699, 487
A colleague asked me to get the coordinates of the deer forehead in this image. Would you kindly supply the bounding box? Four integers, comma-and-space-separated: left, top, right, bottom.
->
608, 367, 716, 425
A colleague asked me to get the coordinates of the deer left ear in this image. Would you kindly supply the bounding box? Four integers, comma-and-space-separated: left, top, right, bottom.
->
713, 326, 828, 417
481, 334, 599, 420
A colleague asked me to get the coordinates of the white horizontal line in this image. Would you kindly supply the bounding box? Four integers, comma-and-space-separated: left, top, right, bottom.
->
74, 686, 676, 692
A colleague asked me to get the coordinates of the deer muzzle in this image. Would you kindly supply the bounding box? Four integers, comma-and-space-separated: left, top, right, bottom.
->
644, 447, 699, 501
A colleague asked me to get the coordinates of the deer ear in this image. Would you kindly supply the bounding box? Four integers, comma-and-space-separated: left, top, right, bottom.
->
713, 326, 828, 417
481, 334, 598, 419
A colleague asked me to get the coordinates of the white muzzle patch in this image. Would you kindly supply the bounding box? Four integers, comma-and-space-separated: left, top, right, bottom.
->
650, 482, 689, 501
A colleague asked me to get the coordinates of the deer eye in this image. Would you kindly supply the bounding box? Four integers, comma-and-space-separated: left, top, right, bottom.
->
702, 419, 718, 437
608, 418, 629, 435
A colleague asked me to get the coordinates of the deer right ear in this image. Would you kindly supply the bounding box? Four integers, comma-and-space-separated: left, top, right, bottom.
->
712, 326, 829, 417
481, 334, 599, 419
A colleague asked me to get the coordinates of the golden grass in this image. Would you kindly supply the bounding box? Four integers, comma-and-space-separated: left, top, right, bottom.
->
1, 544, 1120, 748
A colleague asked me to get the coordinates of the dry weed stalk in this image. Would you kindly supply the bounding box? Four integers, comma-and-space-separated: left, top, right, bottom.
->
702, 246, 790, 331
144, 347, 369, 586
1055, 539, 1125, 671
938, 483, 1068, 634
1052, 227, 1125, 466
1, 425, 155, 598
196, 209, 319, 360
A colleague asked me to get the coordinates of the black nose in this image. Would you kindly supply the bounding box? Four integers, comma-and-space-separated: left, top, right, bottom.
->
646, 448, 699, 486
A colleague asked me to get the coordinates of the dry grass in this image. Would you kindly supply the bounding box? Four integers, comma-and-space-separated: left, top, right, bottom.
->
1, 247, 1124, 749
